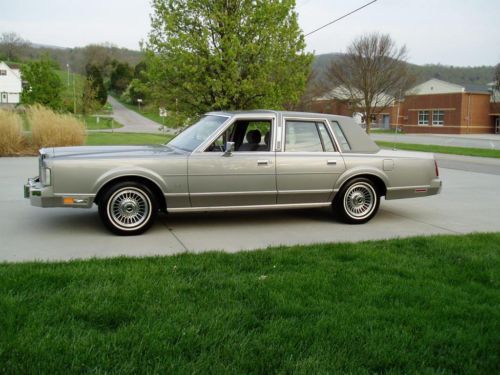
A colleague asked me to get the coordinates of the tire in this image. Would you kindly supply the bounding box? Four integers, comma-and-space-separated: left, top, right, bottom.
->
98, 181, 158, 235
334, 177, 380, 224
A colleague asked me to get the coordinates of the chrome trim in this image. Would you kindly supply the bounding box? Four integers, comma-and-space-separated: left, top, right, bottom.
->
189, 190, 276, 197
278, 189, 333, 195
168, 202, 331, 213
54, 193, 96, 197
386, 185, 431, 191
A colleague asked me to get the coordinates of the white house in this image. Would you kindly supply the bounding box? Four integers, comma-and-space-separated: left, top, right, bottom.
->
0, 61, 22, 105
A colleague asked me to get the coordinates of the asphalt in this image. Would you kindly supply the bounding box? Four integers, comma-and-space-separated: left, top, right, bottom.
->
2, 155, 500, 262
105, 96, 176, 135
371, 133, 500, 149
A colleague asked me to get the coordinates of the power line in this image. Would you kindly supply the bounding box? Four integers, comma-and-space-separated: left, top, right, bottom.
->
304, 0, 378, 37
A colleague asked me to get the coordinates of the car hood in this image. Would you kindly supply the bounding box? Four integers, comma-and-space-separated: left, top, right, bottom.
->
40, 144, 181, 159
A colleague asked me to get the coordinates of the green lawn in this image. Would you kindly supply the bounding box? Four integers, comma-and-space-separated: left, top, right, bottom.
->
371, 128, 404, 134
1, 233, 499, 373
86, 132, 173, 145
80, 115, 123, 130
376, 140, 500, 158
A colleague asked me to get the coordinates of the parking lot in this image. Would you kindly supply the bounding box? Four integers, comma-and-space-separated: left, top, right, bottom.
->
1, 156, 500, 262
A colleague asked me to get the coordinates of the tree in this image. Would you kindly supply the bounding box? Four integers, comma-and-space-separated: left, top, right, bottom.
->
326, 33, 414, 133
110, 61, 134, 93
145, 0, 312, 116
21, 57, 63, 109
0, 32, 29, 61
85, 64, 107, 105
80, 78, 101, 115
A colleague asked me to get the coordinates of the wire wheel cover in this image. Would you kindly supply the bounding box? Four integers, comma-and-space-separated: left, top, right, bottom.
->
343, 182, 376, 219
108, 188, 151, 229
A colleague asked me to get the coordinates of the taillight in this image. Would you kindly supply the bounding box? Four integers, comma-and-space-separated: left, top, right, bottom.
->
434, 160, 439, 177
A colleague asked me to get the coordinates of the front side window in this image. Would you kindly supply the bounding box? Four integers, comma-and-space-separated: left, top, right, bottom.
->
432, 110, 444, 125
206, 119, 272, 152
168, 115, 227, 152
418, 111, 429, 125
285, 121, 336, 152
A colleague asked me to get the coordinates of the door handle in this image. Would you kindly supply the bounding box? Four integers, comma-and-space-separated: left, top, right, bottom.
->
327, 160, 337, 165
257, 160, 270, 165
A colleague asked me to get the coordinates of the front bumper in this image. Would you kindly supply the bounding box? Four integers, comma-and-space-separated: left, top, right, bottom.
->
24, 177, 93, 208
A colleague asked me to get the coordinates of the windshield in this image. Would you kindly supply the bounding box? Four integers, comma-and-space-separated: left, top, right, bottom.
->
167, 115, 228, 152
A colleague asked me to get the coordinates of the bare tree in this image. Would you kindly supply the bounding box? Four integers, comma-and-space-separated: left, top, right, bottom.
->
327, 33, 414, 133
0, 32, 30, 61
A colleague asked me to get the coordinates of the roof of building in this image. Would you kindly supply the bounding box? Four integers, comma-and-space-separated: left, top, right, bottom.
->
314, 85, 395, 107
407, 78, 490, 96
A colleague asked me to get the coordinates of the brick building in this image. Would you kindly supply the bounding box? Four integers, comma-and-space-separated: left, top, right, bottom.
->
311, 78, 499, 134
401, 79, 493, 134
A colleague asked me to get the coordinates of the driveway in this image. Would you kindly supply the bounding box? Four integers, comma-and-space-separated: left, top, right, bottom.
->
2, 155, 500, 262
371, 133, 500, 149
106, 96, 176, 135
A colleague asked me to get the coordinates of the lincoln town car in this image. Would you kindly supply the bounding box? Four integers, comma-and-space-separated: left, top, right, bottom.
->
24, 111, 442, 235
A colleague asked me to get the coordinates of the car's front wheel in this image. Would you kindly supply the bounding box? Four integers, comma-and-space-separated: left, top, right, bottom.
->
98, 181, 158, 235
335, 177, 380, 224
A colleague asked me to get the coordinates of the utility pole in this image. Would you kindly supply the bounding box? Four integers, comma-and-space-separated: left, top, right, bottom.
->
66, 64, 70, 86
73, 72, 76, 114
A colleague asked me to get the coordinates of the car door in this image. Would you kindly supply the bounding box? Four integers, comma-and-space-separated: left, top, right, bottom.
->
276, 117, 346, 204
187, 116, 277, 207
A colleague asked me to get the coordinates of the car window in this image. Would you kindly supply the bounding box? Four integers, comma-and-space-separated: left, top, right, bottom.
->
331, 121, 351, 151
285, 121, 324, 152
318, 123, 336, 152
206, 120, 272, 152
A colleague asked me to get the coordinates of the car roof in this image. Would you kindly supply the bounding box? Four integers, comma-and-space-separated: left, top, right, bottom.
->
206, 110, 353, 122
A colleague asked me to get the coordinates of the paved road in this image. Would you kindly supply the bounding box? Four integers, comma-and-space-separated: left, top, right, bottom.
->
2, 155, 500, 262
371, 133, 500, 149
107, 96, 176, 135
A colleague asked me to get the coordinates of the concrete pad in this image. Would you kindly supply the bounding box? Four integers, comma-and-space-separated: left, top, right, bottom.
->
1, 156, 500, 262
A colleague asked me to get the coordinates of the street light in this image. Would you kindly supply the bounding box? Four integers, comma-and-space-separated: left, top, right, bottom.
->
66, 63, 70, 86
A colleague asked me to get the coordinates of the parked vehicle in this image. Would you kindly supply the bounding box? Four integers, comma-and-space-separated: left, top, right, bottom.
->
24, 111, 442, 235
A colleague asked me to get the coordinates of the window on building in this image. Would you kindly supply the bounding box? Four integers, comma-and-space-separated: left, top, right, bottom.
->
432, 110, 444, 125
418, 111, 429, 125
0, 70, 7, 76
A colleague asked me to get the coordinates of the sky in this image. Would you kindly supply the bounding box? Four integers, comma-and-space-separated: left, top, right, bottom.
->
0, 0, 499, 67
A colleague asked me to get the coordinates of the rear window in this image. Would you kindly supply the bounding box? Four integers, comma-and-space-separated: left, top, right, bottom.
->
331, 121, 351, 151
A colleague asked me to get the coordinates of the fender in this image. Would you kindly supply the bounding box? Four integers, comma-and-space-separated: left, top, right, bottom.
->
333, 165, 390, 193
92, 166, 168, 195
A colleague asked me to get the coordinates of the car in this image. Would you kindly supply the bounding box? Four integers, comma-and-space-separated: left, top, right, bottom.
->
24, 111, 442, 235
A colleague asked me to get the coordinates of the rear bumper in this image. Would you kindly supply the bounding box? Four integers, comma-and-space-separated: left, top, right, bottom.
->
385, 178, 442, 200
24, 177, 93, 208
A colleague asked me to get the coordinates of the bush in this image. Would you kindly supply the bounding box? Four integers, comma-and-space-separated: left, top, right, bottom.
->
0, 109, 24, 155
29, 105, 86, 149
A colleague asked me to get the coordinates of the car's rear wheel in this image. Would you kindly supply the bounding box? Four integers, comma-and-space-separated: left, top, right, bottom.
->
98, 181, 158, 235
335, 177, 380, 224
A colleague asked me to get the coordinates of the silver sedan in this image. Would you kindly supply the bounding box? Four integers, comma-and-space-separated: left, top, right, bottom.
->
25, 111, 442, 235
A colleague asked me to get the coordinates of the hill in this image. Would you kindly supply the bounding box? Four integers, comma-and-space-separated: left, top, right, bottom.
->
313, 53, 496, 87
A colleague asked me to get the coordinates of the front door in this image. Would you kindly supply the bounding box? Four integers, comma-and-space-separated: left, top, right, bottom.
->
188, 118, 276, 207
276, 118, 346, 204
0, 92, 7, 103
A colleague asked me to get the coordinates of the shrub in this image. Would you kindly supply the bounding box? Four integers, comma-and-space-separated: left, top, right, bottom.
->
0, 109, 24, 155
29, 105, 86, 149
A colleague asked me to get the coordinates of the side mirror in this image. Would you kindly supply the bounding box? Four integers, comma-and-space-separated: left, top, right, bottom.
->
224, 141, 235, 156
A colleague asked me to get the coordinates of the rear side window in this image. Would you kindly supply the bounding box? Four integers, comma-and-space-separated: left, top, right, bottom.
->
285, 121, 338, 152
331, 122, 351, 151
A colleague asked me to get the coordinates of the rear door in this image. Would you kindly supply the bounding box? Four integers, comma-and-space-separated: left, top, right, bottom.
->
276, 117, 345, 204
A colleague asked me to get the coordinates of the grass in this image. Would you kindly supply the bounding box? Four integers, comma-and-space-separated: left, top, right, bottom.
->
0, 233, 499, 373
376, 140, 500, 158
80, 115, 123, 130
371, 128, 404, 134
86, 132, 173, 146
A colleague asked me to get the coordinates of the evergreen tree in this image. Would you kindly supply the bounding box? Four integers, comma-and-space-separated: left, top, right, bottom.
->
85, 64, 107, 105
